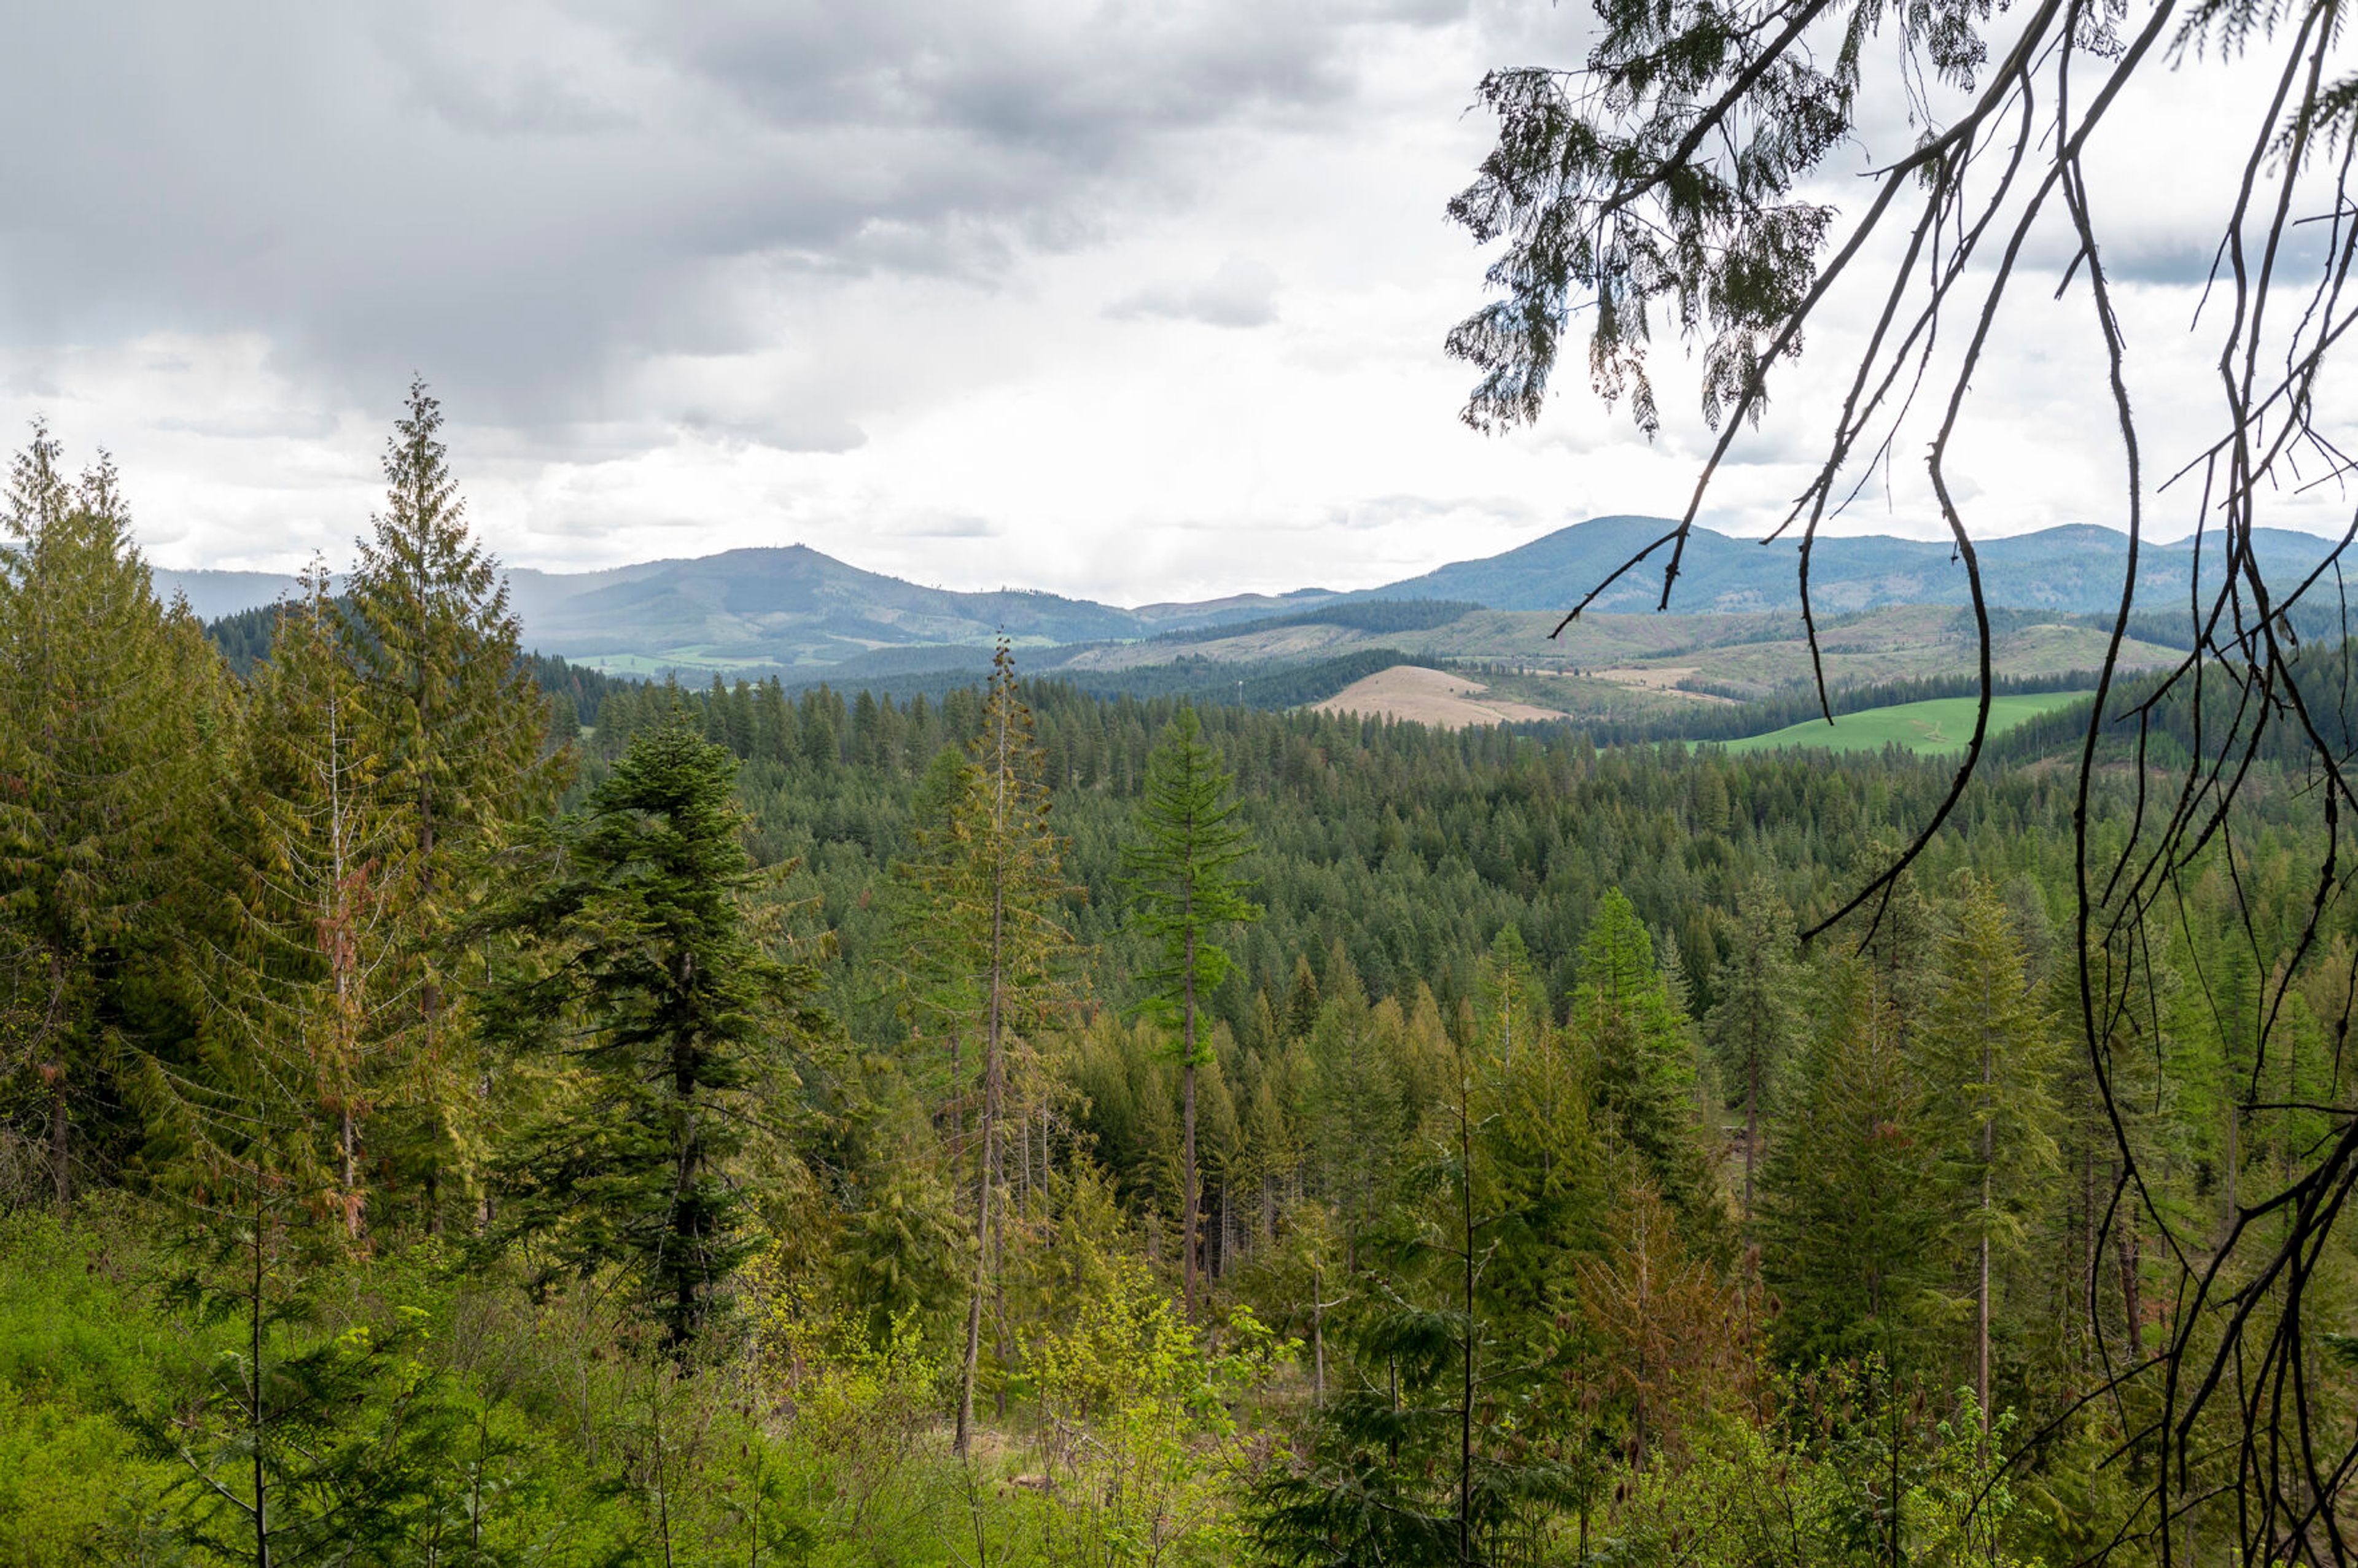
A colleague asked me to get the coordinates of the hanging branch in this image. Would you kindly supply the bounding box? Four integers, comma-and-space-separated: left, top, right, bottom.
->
1450, 0, 2358, 1554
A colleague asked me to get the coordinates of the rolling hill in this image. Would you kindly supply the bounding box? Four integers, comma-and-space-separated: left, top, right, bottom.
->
158, 514, 2339, 680
1357, 516, 2340, 616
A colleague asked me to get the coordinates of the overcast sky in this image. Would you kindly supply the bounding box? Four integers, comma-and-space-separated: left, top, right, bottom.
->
2, 1, 2348, 602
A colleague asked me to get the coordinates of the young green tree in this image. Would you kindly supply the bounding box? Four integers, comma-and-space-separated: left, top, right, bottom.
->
0, 427, 225, 1211
344, 379, 561, 1230
885, 643, 1076, 1454
478, 721, 814, 1351
1120, 706, 1261, 1318
1248, 1063, 1579, 1567
206, 565, 407, 1237
1705, 881, 1802, 1222
1919, 878, 2060, 1430
1572, 889, 1708, 1217
1757, 960, 1942, 1372
130, 822, 496, 1567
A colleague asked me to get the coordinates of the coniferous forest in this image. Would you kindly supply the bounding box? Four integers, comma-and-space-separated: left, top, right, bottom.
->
6, 384, 2358, 1567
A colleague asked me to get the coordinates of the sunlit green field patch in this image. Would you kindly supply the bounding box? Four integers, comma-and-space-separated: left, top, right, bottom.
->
1720, 690, 2093, 756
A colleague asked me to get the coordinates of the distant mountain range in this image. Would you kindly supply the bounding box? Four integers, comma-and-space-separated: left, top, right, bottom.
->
154, 516, 2343, 677
1363, 516, 2342, 615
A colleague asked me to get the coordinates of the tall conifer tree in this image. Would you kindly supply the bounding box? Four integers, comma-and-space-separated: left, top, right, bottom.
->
1758, 960, 1942, 1369
1920, 878, 2060, 1429
477, 721, 811, 1350
1573, 890, 1706, 1215
887, 643, 1075, 1453
1705, 881, 1802, 1222
0, 427, 224, 1210
344, 380, 560, 1228
1121, 707, 1261, 1318
209, 565, 405, 1235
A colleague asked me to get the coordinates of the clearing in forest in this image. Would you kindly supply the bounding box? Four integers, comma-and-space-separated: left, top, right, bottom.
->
1721, 691, 2092, 756
1311, 664, 1569, 728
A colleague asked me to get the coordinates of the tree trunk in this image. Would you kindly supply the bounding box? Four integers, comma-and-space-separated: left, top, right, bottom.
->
47, 1066, 68, 1217
958, 740, 1010, 1459
1743, 1034, 1760, 1222
2118, 1219, 2144, 1359
1182, 925, 1199, 1319
1218, 1178, 1233, 1279
1978, 1036, 1993, 1433
252, 1159, 271, 1568
1312, 1267, 1326, 1408
956, 1058, 995, 1456
341, 1106, 359, 1240
45, 952, 67, 1217
1458, 1085, 1476, 1568
419, 782, 442, 1238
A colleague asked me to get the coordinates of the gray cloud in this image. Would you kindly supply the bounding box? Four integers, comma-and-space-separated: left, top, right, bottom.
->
884, 514, 999, 539
150, 409, 341, 441
0, 2, 1465, 437
1108, 258, 1280, 328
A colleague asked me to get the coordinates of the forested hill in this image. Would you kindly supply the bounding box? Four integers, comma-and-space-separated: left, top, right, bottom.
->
577, 671, 2077, 1033
8, 402, 2352, 1566
154, 514, 2346, 678
1358, 514, 2344, 614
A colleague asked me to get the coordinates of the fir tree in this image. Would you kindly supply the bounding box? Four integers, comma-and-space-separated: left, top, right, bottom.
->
209, 565, 406, 1236
1919, 877, 2060, 1429
0, 427, 225, 1211
1573, 889, 1707, 1217
1120, 706, 1261, 1317
477, 721, 813, 1350
1248, 1062, 1579, 1567
885, 643, 1076, 1453
1705, 881, 1802, 1223
1758, 961, 1942, 1370
343, 379, 561, 1230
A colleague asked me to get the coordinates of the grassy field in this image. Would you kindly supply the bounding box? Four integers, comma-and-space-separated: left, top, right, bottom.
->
1721, 690, 2092, 755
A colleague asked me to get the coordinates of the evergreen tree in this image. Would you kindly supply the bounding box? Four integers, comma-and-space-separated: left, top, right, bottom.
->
1757, 961, 1942, 1370
1248, 1063, 1579, 1566
209, 565, 406, 1236
344, 379, 561, 1230
1705, 881, 1802, 1222
1918, 877, 2060, 1429
0, 427, 225, 1210
885, 643, 1075, 1453
478, 722, 812, 1350
1120, 706, 1261, 1317
1573, 889, 1707, 1217
130, 983, 500, 1567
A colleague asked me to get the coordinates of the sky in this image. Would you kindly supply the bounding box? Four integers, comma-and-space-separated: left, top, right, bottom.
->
2, 1, 2351, 604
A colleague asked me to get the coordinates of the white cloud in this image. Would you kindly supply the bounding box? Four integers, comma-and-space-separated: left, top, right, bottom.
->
0, 0, 2349, 604
1107, 258, 1281, 328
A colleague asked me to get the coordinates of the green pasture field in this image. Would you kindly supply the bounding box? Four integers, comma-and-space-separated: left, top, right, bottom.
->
1720, 690, 2093, 756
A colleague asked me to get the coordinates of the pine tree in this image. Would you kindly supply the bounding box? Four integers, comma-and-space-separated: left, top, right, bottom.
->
1918, 878, 2060, 1430
885, 643, 1075, 1454
477, 721, 813, 1350
343, 380, 562, 1230
1248, 1062, 1580, 1566
209, 565, 406, 1236
1120, 706, 1261, 1317
1705, 881, 1802, 1223
0, 427, 225, 1211
1757, 960, 1942, 1370
1573, 889, 1707, 1216
1470, 923, 1546, 1076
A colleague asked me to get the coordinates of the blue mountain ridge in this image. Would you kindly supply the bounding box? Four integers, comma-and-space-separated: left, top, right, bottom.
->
153, 516, 2344, 669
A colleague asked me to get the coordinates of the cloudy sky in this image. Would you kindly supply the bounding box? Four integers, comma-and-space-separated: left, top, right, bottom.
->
1, 1, 2346, 603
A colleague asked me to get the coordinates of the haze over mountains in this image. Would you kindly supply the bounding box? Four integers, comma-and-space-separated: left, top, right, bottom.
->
158, 515, 2340, 678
